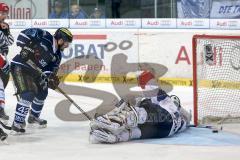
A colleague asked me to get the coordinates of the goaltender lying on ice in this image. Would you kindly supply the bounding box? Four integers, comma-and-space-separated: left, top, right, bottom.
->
89, 70, 191, 144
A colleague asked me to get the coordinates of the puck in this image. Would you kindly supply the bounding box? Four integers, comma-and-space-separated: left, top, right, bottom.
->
212, 129, 218, 133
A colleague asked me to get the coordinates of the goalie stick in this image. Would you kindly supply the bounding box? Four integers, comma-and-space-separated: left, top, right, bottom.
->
25, 59, 92, 121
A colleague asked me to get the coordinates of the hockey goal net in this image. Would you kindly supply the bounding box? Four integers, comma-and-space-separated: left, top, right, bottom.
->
193, 35, 240, 126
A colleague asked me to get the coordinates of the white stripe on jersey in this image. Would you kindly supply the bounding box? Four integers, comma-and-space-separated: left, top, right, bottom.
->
11, 60, 29, 68
7, 35, 14, 45
43, 71, 53, 74
19, 32, 31, 40
0, 31, 14, 48
0, 32, 3, 39
16, 40, 24, 44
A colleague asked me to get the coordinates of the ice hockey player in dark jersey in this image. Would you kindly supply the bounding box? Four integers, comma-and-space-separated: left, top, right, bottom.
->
10, 27, 73, 133
89, 70, 191, 143
0, 2, 14, 141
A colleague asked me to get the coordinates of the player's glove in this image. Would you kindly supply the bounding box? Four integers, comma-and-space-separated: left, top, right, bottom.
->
36, 73, 48, 91
48, 73, 60, 90
0, 22, 10, 36
20, 46, 34, 62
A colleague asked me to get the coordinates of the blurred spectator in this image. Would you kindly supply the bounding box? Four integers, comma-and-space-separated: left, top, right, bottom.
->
90, 8, 105, 19
111, 0, 121, 18
49, 0, 69, 19
177, 0, 210, 18
69, 4, 88, 19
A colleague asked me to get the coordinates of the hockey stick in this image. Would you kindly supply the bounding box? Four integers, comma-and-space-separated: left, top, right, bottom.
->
0, 120, 11, 130
56, 87, 91, 120
25, 60, 92, 121
10, 72, 20, 101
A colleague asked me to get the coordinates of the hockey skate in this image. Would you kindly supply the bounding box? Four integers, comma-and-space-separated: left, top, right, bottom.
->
0, 107, 9, 125
27, 114, 47, 128
11, 121, 26, 134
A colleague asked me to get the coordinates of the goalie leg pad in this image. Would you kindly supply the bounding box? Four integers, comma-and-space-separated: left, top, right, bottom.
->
90, 107, 147, 134
117, 127, 141, 142
89, 129, 117, 144
130, 127, 142, 139
90, 115, 124, 135
177, 108, 192, 133
89, 127, 142, 144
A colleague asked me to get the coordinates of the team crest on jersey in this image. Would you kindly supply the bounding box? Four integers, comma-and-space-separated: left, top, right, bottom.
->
34, 49, 48, 67
39, 59, 48, 67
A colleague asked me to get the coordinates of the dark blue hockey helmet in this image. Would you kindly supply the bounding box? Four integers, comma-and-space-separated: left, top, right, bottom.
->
54, 27, 73, 43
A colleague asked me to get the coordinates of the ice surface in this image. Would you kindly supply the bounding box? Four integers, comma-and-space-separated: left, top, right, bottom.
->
1, 82, 240, 160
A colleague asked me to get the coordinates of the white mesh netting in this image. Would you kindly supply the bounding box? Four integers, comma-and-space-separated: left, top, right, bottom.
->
194, 36, 240, 124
